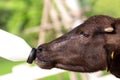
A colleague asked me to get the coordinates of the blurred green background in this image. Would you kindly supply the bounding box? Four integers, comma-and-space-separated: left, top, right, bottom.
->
0, 0, 43, 76
0, 0, 120, 79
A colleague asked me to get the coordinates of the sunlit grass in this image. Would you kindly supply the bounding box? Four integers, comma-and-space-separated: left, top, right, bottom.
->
0, 57, 24, 75
40, 72, 69, 80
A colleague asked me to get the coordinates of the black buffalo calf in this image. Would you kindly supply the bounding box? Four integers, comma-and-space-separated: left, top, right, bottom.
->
35, 15, 120, 78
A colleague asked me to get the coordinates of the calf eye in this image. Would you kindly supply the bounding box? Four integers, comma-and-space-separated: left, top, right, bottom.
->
80, 31, 90, 37
76, 30, 90, 37
82, 33, 90, 37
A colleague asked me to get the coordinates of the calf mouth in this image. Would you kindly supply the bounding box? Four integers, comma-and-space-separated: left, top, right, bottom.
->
27, 48, 55, 69
35, 58, 55, 69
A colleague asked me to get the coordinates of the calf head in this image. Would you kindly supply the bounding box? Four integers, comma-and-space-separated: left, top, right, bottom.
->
35, 15, 120, 78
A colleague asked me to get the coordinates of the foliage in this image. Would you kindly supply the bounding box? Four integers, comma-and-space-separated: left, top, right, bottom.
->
79, 0, 120, 17
91, 0, 120, 17
0, 0, 43, 75
0, 0, 43, 47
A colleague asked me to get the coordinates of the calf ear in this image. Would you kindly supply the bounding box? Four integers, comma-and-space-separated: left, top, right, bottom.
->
104, 27, 114, 32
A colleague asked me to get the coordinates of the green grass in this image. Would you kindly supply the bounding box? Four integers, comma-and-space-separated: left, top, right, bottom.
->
0, 57, 24, 75
40, 72, 70, 80
40, 72, 82, 80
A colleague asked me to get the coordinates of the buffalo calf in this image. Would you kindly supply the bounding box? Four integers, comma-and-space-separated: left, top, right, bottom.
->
35, 15, 120, 78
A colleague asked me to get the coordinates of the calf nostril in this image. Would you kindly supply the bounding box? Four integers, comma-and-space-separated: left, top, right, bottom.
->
38, 46, 43, 52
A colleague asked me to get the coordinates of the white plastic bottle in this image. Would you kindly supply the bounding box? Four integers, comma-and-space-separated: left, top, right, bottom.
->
0, 29, 32, 61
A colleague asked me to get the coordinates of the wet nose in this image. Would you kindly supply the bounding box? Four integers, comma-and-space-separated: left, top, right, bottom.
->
37, 46, 43, 53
